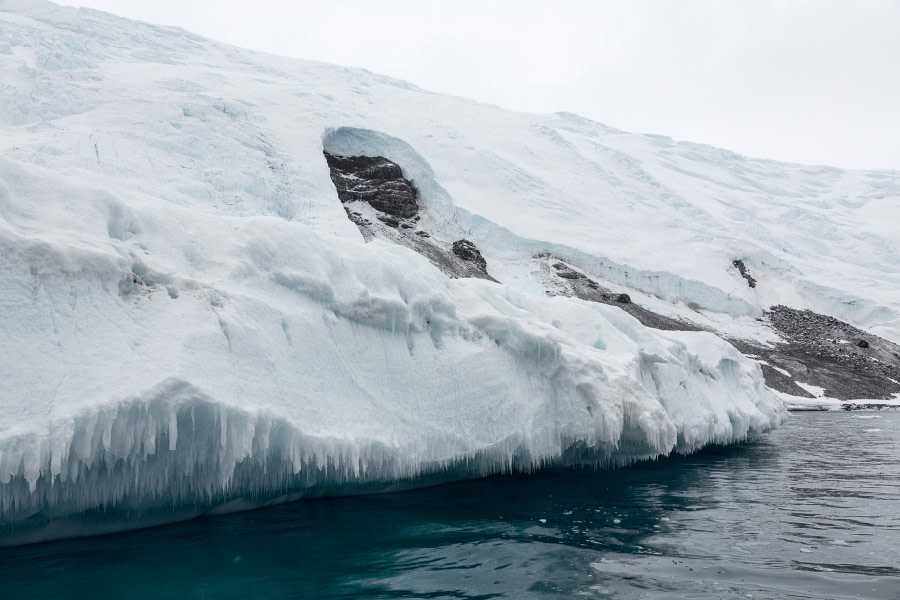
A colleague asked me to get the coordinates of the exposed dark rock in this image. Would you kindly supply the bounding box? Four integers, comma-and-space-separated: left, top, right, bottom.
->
842, 403, 900, 411
405, 235, 497, 282
732, 305, 900, 400
323, 152, 419, 218
342, 206, 375, 241
761, 362, 814, 397
324, 152, 497, 283
451, 239, 488, 271
540, 252, 898, 401
542, 258, 703, 332
552, 262, 586, 280
732, 259, 757, 288
376, 214, 400, 228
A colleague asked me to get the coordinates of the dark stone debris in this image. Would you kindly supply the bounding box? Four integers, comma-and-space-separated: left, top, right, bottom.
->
547, 259, 702, 332
323, 152, 419, 219
324, 152, 497, 283
451, 239, 488, 271
732, 259, 757, 288
731, 305, 900, 400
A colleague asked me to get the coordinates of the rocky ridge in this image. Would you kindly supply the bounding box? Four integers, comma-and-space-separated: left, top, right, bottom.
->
324, 153, 419, 219
323, 151, 900, 405
324, 152, 496, 282
733, 306, 900, 401
732, 259, 757, 288
539, 257, 704, 332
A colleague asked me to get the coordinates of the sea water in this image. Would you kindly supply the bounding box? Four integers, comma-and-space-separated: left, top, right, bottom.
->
1, 412, 897, 599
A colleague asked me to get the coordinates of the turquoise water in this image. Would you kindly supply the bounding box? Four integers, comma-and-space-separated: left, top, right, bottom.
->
1, 412, 898, 599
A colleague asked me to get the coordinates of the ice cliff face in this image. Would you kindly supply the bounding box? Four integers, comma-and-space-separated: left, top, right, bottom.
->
4, 0, 896, 544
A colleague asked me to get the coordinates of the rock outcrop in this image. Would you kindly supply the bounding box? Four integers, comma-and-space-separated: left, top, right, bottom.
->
544, 258, 702, 332
732, 259, 757, 288
324, 152, 419, 218
324, 152, 496, 282
732, 306, 900, 400
452, 239, 488, 271
324, 154, 899, 403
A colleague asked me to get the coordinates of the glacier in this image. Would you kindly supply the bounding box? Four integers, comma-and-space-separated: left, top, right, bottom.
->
5, 0, 899, 545
0, 155, 781, 544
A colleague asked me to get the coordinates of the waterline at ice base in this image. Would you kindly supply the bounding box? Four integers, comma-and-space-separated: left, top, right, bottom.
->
8, 1, 900, 546
0, 185, 782, 543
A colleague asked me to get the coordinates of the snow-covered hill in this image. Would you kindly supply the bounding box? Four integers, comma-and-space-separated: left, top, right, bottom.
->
1, 0, 895, 544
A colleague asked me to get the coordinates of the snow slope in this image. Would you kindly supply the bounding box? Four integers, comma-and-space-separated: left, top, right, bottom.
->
5, 0, 895, 542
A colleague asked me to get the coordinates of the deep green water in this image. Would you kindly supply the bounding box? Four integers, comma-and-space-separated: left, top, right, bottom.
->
1, 412, 898, 599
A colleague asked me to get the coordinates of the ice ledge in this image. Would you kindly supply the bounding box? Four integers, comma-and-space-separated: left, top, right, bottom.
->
0, 374, 780, 546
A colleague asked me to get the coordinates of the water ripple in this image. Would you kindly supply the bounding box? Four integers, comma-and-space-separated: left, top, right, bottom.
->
0, 412, 898, 599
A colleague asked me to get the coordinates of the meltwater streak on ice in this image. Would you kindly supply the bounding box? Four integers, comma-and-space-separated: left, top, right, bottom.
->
0, 412, 897, 600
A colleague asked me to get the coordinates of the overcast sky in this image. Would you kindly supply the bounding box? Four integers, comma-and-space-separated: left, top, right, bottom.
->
63, 0, 900, 170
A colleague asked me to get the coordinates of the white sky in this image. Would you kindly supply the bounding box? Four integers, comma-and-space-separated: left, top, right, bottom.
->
63, 0, 900, 170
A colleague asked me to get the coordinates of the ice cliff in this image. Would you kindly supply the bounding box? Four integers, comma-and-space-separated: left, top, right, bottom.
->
8, 0, 899, 544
